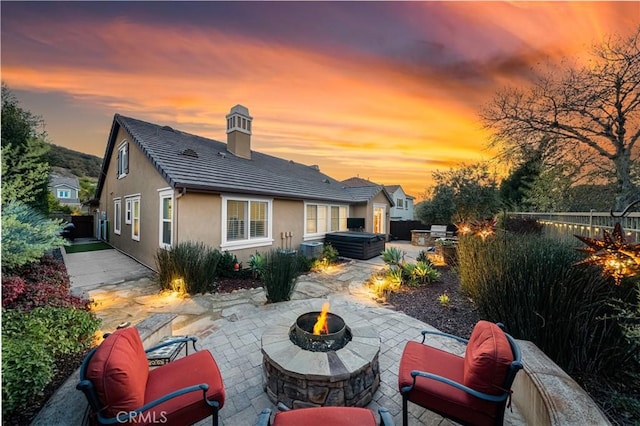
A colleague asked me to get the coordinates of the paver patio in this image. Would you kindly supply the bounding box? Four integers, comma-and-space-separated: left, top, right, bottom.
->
53, 241, 525, 425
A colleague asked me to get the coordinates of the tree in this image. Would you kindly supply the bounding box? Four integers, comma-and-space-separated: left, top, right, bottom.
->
416, 163, 501, 224
1, 84, 50, 211
482, 28, 640, 210
1, 201, 66, 271
499, 157, 542, 209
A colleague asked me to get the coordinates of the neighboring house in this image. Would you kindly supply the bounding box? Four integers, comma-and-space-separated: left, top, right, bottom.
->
49, 175, 82, 208
95, 105, 393, 269
384, 185, 415, 221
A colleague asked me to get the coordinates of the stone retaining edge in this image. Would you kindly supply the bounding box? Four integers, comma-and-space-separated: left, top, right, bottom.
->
512, 340, 611, 426
30, 313, 177, 426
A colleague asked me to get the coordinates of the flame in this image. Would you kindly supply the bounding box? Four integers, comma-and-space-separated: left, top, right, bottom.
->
313, 302, 330, 335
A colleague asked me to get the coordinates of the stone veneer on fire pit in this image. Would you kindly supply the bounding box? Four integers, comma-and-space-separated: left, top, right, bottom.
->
261, 306, 381, 409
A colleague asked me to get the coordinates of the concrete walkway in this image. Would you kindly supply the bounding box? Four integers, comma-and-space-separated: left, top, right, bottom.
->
35, 241, 525, 425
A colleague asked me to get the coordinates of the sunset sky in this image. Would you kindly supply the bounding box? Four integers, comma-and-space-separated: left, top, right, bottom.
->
2, 2, 638, 200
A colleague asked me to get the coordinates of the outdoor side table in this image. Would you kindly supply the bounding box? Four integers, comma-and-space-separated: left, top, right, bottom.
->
146, 335, 192, 367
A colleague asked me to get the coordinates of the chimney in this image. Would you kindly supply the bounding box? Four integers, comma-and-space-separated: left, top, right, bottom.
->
226, 104, 252, 160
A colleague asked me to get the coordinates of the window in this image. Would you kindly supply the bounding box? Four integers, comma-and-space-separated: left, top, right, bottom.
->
159, 190, 173, 249
222, 196, 272, 249
306, 203, 348, 236
117, 141, 129, 178
57, 189, 71, 199
397, 198, 404, 209
330, 206, 348, 232
125, 199, 132, 224
131, 196, 140, 241
114, 199, 121, 235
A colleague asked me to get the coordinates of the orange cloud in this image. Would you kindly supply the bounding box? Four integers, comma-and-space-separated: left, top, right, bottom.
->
2, 2, 636, 199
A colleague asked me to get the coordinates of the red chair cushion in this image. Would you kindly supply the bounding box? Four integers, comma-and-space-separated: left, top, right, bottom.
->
86, 328, 149, 418
464, 321, 514, 395
398, 341, 498, 426
272, 407, 376, 426
144, 350, 225, 425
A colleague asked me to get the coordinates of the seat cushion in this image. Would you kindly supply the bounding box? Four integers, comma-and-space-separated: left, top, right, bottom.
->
273, 407, 376, 426
464, 321, 514, 395
86, 327, 149, 418
144, 350, 225, 426
398, 341, 498, 426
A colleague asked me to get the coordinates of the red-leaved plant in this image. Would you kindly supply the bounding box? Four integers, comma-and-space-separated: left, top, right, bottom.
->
2, 255, 91, 311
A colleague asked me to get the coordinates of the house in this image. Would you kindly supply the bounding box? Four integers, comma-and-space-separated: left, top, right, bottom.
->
384, 185, 415, 221
49, 175, 82, 208
95, 105, 393, 269
341, 177, 395, 234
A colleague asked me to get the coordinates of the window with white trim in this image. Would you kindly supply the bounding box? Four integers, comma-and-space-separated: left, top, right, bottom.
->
159, 190, 173, 249
125, 198, 132, 224
397, 198, 404, 209
57, 189, 71, 199
117, 141, 129, 178
131, 196, 140, 241
306, 203, 348, 236
222, 196, 272, 248
114, 199, 122, 235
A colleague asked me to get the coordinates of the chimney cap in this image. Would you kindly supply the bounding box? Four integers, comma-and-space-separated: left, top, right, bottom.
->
227, 104, 251, 118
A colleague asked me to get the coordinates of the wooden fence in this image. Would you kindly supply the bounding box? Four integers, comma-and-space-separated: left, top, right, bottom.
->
509, 211, 640, 243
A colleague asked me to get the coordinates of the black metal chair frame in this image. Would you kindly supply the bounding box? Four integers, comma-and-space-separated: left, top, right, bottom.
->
77, 335, 221, 426
400, 324, 523, 426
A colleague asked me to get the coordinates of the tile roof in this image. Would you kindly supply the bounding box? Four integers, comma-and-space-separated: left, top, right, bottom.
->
50, 175, 79, 190
97, 115, 358, 203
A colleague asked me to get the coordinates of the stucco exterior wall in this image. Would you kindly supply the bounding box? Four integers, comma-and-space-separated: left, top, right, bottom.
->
174, 195, 306, 264
99, 126, 171, 269
346, 192, 391, 238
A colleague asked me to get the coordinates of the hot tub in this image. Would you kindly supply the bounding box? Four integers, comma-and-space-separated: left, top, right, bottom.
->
324, 232, 386, 260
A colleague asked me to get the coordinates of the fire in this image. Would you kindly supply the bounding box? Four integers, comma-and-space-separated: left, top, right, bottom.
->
313, 302, 330, 335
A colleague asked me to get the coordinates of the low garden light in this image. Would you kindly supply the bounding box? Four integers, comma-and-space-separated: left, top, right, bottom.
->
574, 200, 640, 284
457, 218, 496, 241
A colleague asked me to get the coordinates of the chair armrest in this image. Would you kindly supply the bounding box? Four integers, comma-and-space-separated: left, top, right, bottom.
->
379, 407, 395, 426
404, 370, 507, 403
145, 335, 198, 353
97, 383, 212, 424
420, 330, 468, 345
256, 408, 272, 426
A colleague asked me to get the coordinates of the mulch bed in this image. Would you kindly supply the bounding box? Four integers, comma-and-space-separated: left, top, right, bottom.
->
387, 266, 480, 339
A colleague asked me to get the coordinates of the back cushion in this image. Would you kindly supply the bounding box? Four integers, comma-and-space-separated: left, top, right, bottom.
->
463, 321, 514, 396
86, 327, 149, 418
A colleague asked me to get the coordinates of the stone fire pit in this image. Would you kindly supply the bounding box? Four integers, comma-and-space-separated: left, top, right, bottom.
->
261, 305, 380, 409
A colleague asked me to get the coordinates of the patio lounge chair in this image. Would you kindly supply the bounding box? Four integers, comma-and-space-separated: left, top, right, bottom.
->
77, 327, 225, 425
257, 405, 395, 426
398, 321, 522, 426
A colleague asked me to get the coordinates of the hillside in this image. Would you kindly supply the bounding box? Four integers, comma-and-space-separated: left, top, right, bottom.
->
46, 144, 102, 178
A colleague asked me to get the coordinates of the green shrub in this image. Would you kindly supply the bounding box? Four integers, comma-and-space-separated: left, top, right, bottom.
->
262, 250, 302, 303
321, 243, 339, 264
410, 261, 440, 284
416, 250, 432, 264
501, 216, 543, 235
457, 234, 636, 376
1, 201, 66, 270
249, 252, 266, 278
2, 337, 54, 415
155, 242, 221, 293
218, 251, 240, 278
2, 306, 101, 416
381, 247, 405, 268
